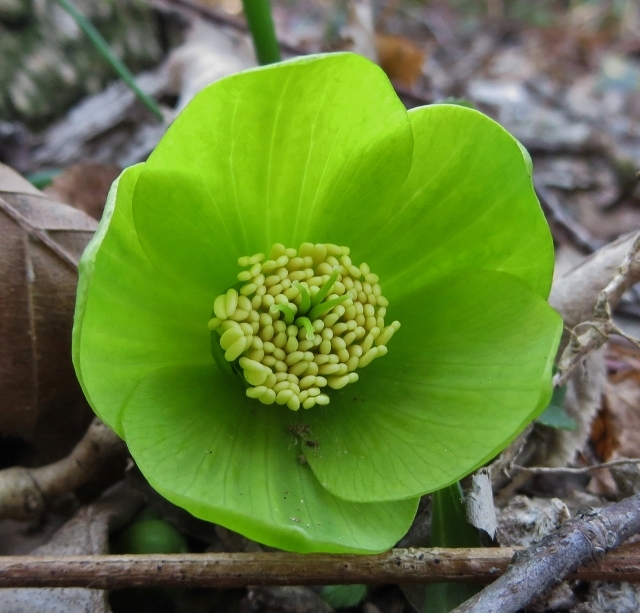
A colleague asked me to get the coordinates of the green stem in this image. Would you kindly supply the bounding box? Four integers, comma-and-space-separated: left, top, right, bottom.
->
54, 0, 163, 121
425, 483, 482, 613
241, 0, 281, 65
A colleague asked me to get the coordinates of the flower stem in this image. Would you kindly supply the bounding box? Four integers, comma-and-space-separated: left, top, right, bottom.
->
241, 0, 281, 65
425, 483, 482, 612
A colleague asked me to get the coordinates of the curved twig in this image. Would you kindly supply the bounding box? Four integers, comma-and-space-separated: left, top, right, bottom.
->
0, 419, 126, 520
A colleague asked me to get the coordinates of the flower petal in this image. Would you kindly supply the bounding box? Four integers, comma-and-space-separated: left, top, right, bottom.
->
303, 270, 562, 503
121, 364, 419, 553
131, 53, 413, 294
347, 104, 553, 302
73, 165, 212, 436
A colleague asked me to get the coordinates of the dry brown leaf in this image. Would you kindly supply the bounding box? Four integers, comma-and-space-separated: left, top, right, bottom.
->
44, 162, 121, 221
0, 163, 97, 464
592, 341, 640, 463
376, 33, 426, 88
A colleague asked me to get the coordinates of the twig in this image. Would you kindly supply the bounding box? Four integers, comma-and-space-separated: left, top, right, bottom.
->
511, 458, 640, 475
535, 182, 603, 254
452, 493, 640, 613
553, 233, 640, 387
0, 196, 79, 270
2, 544, 640, 589
0, 419, 126, 520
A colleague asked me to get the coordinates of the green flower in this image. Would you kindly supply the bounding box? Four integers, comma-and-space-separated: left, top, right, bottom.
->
73, 53, 562, 553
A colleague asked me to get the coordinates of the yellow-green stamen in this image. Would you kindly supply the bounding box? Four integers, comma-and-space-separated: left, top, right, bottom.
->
208, 242, 400, 411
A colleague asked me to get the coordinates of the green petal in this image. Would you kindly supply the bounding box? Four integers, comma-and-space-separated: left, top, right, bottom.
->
121, 365, 418, 553
73, 165, 212, 436
349, 104, 553, 301
131, 53, 413, 294
303, 270, 562, 503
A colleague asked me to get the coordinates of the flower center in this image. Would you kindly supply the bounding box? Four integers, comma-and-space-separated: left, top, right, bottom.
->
208, 243, 400, 411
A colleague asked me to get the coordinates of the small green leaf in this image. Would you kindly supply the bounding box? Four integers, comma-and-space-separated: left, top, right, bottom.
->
26, 169, 61, 189
536, 386, 576, 430
320, 585, 367, 609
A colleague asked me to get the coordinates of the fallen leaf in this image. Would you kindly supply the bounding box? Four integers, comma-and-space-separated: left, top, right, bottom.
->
593, 340, 640, 462
44, 162, 121, 221
0, 163, 96, 464
376, 33, 426, 88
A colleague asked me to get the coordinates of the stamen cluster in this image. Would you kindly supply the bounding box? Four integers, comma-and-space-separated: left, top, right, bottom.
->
208, 243, 400, 411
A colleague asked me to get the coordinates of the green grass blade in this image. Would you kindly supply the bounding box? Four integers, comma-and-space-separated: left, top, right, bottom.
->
54, 0, 163, 120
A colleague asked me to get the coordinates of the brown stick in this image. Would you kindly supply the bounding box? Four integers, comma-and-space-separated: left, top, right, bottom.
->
452, 493, 640, 613
0, 419, 126, 520
0, 545, 639, 589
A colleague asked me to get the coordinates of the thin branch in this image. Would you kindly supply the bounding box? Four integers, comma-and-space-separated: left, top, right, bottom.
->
512, 458, 640, 475
0, 196, 79, 270
452, 493, 640, 613
535, 182, 602, 254
1, 544, 640, 589
0, 419, 126, 520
